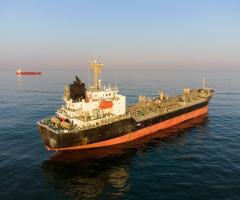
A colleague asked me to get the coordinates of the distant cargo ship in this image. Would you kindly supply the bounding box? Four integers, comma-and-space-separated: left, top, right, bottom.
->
37, 59, 214, 151
16, 68, 41, 75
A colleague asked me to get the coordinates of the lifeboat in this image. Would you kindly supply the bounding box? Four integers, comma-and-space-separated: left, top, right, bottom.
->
99, 101, 113, 109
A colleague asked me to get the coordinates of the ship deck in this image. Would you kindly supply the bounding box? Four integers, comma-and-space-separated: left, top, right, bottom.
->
38, 89, 213, 135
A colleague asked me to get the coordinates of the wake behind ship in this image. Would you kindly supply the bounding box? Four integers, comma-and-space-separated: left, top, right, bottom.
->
37, 60, 214, 151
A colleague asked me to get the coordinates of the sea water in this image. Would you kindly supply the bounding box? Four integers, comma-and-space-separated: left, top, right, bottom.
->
0, 69, 239, 200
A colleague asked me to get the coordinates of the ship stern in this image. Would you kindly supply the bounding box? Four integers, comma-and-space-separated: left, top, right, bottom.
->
37, 122, 59, 150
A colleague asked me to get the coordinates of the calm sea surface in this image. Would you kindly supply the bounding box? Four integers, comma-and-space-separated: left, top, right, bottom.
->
0, 69, 240, 200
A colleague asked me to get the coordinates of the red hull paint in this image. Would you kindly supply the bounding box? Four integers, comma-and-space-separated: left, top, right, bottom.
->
47, 105, 209, 151
16, 72, 41, 75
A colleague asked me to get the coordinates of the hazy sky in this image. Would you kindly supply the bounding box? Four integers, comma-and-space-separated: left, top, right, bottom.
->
1, 0, 240, 69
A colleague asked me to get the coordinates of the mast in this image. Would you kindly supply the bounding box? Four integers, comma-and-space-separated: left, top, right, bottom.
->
202, 77, 207, 89
90, 59, 104, 90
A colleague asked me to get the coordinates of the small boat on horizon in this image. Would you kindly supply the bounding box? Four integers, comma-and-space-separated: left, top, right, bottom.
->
16, 68, 41, 75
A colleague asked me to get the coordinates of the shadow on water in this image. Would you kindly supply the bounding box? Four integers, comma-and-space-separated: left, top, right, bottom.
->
41, 115, 209, 200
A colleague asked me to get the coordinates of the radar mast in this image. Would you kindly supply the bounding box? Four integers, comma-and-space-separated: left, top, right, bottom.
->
90, 59, 104, 90
202, 77, 207, 89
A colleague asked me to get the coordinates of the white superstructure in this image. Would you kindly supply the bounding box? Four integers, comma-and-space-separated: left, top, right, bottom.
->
56, 60, 127, 128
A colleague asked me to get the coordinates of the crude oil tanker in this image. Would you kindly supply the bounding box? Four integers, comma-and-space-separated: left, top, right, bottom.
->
37, 60, 214, 151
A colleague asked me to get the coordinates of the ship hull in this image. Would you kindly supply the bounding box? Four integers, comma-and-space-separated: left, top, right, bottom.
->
38, 102, 209, 151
